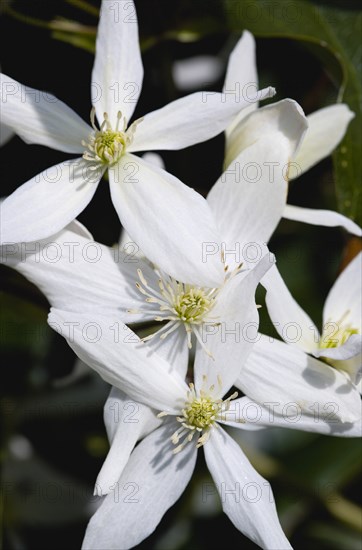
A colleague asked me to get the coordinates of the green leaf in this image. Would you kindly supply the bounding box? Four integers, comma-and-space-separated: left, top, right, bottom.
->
224, 0, 362, 224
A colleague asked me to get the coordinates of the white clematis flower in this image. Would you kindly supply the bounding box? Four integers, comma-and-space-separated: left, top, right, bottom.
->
0, 1, 274, 274
1, 220, 274, 369
224, 31, 359, 235
261, 254, 362, 390
46, 309, 361, 549
48, 308, 292, 550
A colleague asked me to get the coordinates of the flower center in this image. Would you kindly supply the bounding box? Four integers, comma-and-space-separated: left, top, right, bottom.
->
320, 325, 359, 349
174, 288, 213, 324
320, 311, 359, 350
82, 107, 142, 166
158, 379, 238, 453
183, 395, 221, 429
130, 268, 220, 353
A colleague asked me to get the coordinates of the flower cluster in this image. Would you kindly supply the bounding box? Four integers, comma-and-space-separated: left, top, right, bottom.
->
1, 1, 361, 549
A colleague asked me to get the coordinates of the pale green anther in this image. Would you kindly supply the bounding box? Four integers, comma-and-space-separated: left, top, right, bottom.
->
82, 108, 140, 166
93, 129, 126, 165
320, 324, 359, 350
174, 288, 213, 324
184, 397, 221, 429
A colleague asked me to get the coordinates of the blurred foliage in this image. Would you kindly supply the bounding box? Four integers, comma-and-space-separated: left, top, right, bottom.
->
0, 0, 361, 549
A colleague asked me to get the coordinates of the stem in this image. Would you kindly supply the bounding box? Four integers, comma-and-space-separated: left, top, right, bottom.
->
326, 494, 362, 532
66, 0, 99, 17
5, 6, 97, 35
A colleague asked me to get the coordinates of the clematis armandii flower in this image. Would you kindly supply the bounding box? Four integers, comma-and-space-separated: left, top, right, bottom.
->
1, 219, 274, 373
223, 30, 359, 234
0, 0, 274, 287
260, 252, 362, 392
46, 308, 361, 550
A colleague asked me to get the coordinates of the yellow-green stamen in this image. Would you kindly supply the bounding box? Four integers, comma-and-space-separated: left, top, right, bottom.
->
158, 378, 238, 453
82, 107, 142, 166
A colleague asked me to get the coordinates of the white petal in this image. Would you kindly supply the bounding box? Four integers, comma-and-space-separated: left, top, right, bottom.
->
208, 137, 287, 255
0, 73, 91, 153
141, 152, 165, 170
314, 334, 362, 361
0, 222, 157, 322
223, 397, 362, 438
224, 98, 308, 169
205, 428, 292, 550
262, 264, 318, 353
82, 423, 197, 550
109, 153, 224, 287
96, 387, 161, 495
68, 219, 94, 240
130, 89, 274, 153
194, 254, 274, 397
323, 252, 362, 328
91, 0, 143, 124
48, 308, 187, 412
283, 204, 362, 237
0, 122, 14, 146
146, 327, 189, 380
236, 335, 362, 424
293, 104, 355, 177
339, 354, 361, 387
209, 101, 308, 256
224, 31, 259, 137
0, 159, 101, 244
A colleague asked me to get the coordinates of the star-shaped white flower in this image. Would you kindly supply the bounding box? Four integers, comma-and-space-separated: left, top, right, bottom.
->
46, 308, 361, 550
222, 31, 360, 236
1, 219, 274, 372
0, 1, 274, 283
261, 253, 362, 391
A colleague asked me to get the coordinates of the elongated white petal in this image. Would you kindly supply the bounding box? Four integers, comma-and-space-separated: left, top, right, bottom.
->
323, 252, 362, 328
205, 428, 292, 550
0, 159, 101, 244
0, 223, 157, 322
109, 153, 224, 287
224, 31, 259, 137
236, 335, 362, 423
209, 137, 287, 260
142, 152, 165, 170
283, 204, 362, 236
96, 387, 161, 495
146, 327, 189, 380
316, 347, 362, 388
91, 0, 143, 124
194, 254, 274, 397
0, 73, 91, 153
293, 104, 355, 177
69, 219, 93, 240
314, 334, 362, 361
130, 88, 274, 153
262, 264, 318, 353
222, 397, 362, 438
82, 423, 197, 550
48, 309, 187, 413
209, 101, 308, 261
224, 98, 308, 169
